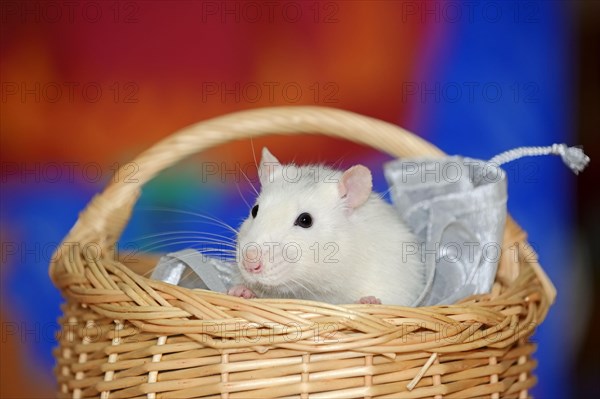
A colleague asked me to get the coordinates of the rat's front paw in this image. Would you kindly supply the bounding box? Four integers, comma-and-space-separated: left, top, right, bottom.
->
357, 296, 382, 304
227, 285, 256, 299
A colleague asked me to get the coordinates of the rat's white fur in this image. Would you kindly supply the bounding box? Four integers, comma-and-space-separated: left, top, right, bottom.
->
234, 149, 425, 305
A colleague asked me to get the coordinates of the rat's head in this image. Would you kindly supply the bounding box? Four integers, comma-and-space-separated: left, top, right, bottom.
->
236, 147, 373, 294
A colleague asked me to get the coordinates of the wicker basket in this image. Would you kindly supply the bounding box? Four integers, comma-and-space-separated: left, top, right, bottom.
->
50, 106, 556, 399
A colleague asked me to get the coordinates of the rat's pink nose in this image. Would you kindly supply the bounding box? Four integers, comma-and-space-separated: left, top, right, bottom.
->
243, 259, 263, 273
242, 246, 263, 273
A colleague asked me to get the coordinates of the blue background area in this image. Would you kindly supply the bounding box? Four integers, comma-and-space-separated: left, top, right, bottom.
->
406, 3, 575, 398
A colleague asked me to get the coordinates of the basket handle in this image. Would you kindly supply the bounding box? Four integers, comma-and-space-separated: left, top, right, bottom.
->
59, 106, 443, 245
50, 105, 555, 304
105, 106, 444, 202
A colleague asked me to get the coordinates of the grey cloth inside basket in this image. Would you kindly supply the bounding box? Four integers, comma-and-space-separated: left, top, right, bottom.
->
151, 156, 507, 306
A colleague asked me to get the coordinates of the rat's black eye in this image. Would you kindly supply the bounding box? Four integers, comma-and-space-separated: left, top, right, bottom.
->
251, 204, 259, 218
294, 212, 313, 228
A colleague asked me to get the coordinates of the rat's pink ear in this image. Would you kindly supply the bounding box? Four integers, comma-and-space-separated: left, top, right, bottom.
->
259, 147, 281, 185
338, 165, 373, 209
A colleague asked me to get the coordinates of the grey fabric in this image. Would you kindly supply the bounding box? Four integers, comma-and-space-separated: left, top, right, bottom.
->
152, 249, 235, 292
384, 157, 506, 306
151, 156, 507, 306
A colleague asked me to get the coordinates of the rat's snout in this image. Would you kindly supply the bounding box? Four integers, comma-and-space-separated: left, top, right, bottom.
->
243, 258, 263, 273
241, 246, 263, 274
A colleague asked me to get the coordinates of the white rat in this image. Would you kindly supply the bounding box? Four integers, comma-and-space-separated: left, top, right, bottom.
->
227, 148, 425, 305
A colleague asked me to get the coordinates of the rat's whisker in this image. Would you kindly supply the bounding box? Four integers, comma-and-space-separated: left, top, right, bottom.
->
279, 280, 293, 297
140, 240, 238, 254
376, 185, 394, 201
133, 230, 235, 244
291, 277, 317, 298
163, 249, 237, 263
141, 207, 239, 235
239, 166, 258, 196
330, 155, 347, 170
250, 138, 259, 177
137, 234, 237, 248
173, 252, 236, 266
235, 180, 251, 209
180, 268, 202, 283
131, 237, 236, 261
139, 245, 237, 279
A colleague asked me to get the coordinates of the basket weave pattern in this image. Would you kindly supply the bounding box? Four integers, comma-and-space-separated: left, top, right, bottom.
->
50, 107, 556, 398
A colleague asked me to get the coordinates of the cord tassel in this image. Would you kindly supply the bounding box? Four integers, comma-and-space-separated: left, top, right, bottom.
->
488, 143, 590, 175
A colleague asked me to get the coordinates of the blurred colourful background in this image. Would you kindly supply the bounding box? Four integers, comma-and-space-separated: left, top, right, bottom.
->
1, 1, 598, 398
